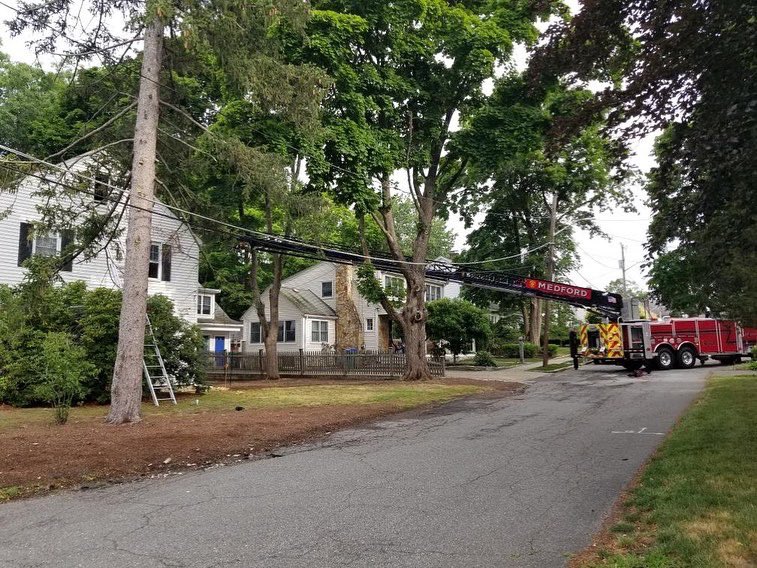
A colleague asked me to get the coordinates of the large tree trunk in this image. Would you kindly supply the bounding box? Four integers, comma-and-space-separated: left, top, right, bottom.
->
528, 298, 542, 344
107, 18, 163, 424
401, 267, 431, 380
263, 269, 282, 380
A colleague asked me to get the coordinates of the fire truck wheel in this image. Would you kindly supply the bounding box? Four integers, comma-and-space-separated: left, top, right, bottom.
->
677, 346, 697, 369
656, 347, 675, 370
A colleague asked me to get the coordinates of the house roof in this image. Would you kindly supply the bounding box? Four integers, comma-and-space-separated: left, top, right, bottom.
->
198, 302, 242, 327
280, 287, 336, 318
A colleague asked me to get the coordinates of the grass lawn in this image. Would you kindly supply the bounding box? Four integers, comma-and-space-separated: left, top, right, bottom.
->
1, 380, 501, 501
0, 383, 482, 432
575, 375, 757, 567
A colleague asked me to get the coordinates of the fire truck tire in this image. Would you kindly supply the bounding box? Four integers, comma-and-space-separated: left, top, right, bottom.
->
622, 360, 643, 371
656, 347, 675, 370
677, 346, 697, 369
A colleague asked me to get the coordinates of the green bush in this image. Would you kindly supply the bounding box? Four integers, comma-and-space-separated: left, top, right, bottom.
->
0, 274, 205, 407
473, 351, 497, 367
33, 332, 97, 424
490, 342, 538, 358
540, 344, 559, 357
751, 345, 757, 360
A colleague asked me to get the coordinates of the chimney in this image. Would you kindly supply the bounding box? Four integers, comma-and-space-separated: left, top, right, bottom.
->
334, 264, 364, 351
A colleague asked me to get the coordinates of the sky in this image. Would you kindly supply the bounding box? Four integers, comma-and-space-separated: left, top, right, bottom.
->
0, 1, 656, 293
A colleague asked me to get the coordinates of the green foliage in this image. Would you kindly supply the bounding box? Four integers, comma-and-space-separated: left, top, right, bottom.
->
490, 342, 538, 359
0, 276, 204, 407
533, 1, 757, 325
426, 299, 492, 359
33, 332, 96, 424
472, 351, 497, 367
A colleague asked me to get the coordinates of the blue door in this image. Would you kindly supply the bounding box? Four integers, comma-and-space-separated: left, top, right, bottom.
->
214, 336, 225, 367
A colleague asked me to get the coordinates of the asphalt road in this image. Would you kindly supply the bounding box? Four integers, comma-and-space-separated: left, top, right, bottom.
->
0, 363, 712, 568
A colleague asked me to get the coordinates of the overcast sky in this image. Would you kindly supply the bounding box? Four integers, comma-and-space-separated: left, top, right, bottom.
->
1, 1, 655, 293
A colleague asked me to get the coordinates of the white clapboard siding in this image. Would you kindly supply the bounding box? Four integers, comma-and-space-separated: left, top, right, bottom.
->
241, 293, 305, 352
303, 316, 337, 352
0, 157, 200, 324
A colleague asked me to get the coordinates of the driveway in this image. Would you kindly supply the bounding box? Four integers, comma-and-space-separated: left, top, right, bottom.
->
0, 363, 712, 567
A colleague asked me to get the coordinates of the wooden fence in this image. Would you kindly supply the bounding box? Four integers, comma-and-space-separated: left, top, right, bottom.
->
205, 349, 445, 379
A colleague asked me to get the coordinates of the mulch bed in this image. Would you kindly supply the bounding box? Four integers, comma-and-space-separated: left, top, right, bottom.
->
1, 378, 523, 499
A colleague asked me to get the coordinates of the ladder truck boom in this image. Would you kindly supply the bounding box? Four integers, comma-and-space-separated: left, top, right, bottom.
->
239, 233, 623, 318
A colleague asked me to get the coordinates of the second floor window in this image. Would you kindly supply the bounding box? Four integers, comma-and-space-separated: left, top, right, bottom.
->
148, 242, 172, 281
197, 294, 213, 316
321, 281, 333, 298
34, 234, 60, 257
366, 318, 374, 331
384, 275, 405, 297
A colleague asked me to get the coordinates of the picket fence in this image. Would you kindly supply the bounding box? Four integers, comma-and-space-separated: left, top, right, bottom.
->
205, 349, 445, 379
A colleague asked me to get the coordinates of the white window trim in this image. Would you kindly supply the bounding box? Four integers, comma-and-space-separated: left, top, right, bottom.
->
197, 294, 215, 317
149, 242, 162, 280
425, 284, 443, 302
321, 281, 333, 298
311, 319, 329, 343
32, 233, 62, 257
366, 318, 374, 332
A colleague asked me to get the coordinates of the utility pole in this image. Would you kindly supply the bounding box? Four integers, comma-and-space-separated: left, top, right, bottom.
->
542, 192, 558, 368
107, 17, 164, 424
619, 243, 628, 319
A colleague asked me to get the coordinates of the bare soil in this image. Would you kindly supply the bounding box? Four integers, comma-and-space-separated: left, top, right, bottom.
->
1, 378, 523, 500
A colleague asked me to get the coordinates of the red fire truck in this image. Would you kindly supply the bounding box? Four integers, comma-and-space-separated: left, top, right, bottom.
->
621, 318, 750, 370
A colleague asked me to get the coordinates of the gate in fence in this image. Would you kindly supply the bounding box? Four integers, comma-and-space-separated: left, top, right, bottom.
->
206, 349, 445, 379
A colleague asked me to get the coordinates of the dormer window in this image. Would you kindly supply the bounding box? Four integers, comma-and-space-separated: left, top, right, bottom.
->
197, 294, 213, 316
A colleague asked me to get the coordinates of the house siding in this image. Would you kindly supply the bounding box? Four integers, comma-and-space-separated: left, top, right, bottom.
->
0, 158, 200, 324
242, 295, 305, 353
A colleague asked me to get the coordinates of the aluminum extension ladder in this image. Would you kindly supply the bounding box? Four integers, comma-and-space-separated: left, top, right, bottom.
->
143, 315, 177, 406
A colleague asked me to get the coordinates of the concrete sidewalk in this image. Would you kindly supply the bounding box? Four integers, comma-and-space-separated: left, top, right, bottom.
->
446, 356, 574, 382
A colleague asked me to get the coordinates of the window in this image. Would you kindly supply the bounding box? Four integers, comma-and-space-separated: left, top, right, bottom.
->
277, 320, 296, 342
94, 172, 109, 202
34, 235, 60, 257
197, 294, 213, 316
384, 275, 405, 297
366, 318, 374, 332
321, 281, 333, 298
425, 284, 442, 302
250, 322, 262, 343
149, 243, 160, 279
148, 242, 172, 281
311, 320, 329, 343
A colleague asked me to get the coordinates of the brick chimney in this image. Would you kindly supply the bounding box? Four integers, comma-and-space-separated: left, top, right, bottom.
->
334, 264, 364, 351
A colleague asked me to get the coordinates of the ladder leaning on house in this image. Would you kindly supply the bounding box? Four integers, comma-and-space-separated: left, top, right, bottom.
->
143, 315, 177, 406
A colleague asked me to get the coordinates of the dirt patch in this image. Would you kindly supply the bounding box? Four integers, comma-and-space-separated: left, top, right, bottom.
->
0, 378, 523, 500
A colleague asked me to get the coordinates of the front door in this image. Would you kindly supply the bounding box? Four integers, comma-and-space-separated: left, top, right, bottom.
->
214, 336, 226, 367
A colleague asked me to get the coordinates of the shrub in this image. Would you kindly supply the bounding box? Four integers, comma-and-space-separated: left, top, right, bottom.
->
473, 351, 497, 367
539, 344, 559, 357
490, 342, 538, 359
33, 332, 96, 424
0, 277, 205, 406
751, 345, 757, 360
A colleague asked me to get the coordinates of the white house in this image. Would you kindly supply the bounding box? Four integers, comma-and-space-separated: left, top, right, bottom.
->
0, 154, 242, 351
240, 260, 459, 353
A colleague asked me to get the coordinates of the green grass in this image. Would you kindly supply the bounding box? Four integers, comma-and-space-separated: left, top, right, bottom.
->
0, 383, 485, 430
0, 486, 21, 502
526, 361, 573, 372
580, 375, 757, 567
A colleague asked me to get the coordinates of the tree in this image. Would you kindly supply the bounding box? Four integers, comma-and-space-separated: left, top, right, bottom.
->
426, 299, 491, 363
457, 78, 631, 345
531, 0, 757, 325
293, 0, 561, 379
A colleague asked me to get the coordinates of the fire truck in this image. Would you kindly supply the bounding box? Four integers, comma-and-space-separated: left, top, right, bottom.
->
238, 233, 753, 372
584, 318, 751, 371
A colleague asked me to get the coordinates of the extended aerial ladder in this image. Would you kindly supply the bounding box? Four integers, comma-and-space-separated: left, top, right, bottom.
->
238, 233, 623, 318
